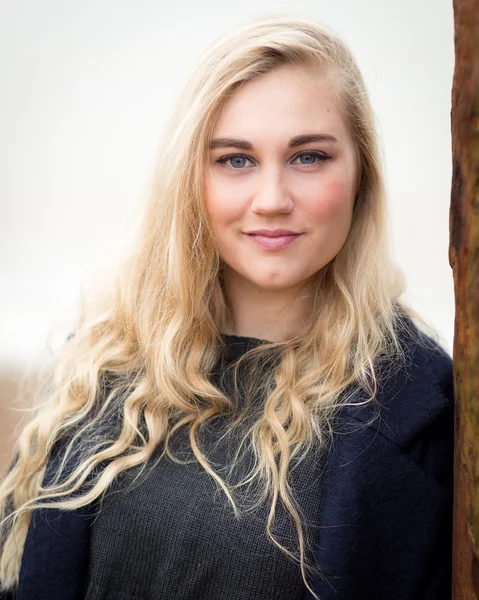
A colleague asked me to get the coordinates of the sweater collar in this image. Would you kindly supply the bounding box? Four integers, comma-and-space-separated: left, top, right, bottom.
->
219, 333, 271, 362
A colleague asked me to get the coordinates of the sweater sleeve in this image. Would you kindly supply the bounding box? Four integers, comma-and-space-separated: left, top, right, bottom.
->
12, 373, 123, 600
17, 503, 93, 600
15, 437, 96, 600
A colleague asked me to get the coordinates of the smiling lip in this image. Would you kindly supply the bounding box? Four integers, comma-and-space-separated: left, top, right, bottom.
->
245, 228, 299, 237
245, 231, 302, 250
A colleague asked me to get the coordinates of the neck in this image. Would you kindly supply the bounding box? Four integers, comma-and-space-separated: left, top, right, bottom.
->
221, 268, 313, 342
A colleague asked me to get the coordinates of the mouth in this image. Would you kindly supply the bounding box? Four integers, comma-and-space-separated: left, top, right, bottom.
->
245, 229, 301, 237
245, 232, 302, 250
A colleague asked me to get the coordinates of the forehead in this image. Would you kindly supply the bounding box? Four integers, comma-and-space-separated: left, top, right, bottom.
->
212, 65, 348, 143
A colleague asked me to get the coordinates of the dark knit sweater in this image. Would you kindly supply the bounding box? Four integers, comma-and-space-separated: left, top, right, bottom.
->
2, 321, 455, 599
84, 334, 326, 599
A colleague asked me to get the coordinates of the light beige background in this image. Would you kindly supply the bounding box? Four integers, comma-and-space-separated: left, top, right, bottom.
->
0, 0, 455, 473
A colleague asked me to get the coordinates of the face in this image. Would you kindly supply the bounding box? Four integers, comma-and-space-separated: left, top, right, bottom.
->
204, 64, 358, 296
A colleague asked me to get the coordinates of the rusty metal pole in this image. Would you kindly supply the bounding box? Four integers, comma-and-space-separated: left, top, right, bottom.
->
450, 0, 479, 597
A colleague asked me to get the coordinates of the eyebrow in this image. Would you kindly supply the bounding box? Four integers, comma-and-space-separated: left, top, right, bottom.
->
208, 133, 338, 151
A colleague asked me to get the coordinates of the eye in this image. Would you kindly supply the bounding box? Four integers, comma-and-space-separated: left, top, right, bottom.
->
291, 151, 331, 166
216, 154, 255, 170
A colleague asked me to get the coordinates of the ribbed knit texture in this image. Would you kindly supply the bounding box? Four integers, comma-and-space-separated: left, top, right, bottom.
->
84, 334, 328, 600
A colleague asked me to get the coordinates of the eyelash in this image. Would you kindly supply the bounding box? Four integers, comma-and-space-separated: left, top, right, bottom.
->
216, 151, 332, 170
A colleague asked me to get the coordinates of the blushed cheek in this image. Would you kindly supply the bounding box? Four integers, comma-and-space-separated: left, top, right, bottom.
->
309, 179, 354, 221
204, 177, 246, 226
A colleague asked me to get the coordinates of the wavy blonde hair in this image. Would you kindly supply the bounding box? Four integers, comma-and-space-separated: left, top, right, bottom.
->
0, 13, 439, 599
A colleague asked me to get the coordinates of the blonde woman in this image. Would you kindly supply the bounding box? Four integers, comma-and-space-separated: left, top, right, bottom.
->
0, 15, 454, 600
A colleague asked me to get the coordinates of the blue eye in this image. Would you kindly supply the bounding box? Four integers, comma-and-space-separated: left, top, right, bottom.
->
216, 154, 254, 169
230, 156, 247, 168
293, 152, 330, 165
215, 151, 330, 170
298, 153, 316, 165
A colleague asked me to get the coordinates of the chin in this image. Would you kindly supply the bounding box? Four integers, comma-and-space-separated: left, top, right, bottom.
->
246, 274, 304, 291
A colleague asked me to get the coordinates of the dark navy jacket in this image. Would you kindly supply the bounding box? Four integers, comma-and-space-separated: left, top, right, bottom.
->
1, 328, 455, 599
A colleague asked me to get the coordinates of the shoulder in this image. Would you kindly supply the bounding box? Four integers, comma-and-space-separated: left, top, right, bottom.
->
344, 316, 453, 447
336, 316, 454, 489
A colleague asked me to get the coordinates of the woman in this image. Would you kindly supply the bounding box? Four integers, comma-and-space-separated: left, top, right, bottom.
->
0, 14, 454, 600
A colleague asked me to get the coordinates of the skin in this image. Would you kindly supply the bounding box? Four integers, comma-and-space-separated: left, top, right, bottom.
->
204, 64, 358, 342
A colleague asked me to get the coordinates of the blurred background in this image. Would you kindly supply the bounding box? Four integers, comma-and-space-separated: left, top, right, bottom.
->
0, 0, 455, 473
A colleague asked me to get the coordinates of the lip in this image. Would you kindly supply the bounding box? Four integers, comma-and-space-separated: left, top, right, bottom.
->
246, 232, 302, 250
245, 229, 300, 237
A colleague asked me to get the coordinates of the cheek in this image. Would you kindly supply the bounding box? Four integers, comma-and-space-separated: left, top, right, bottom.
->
204, 175, 247, 227
304, 178, 354, 222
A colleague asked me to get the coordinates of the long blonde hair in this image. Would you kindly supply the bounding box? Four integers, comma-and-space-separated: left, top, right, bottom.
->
0, 14, 439, 599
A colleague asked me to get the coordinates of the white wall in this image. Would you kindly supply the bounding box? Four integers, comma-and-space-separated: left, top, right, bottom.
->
0, 0, 455, 369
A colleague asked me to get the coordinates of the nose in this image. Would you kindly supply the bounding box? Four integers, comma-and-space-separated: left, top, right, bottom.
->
250, 165, 294, 214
